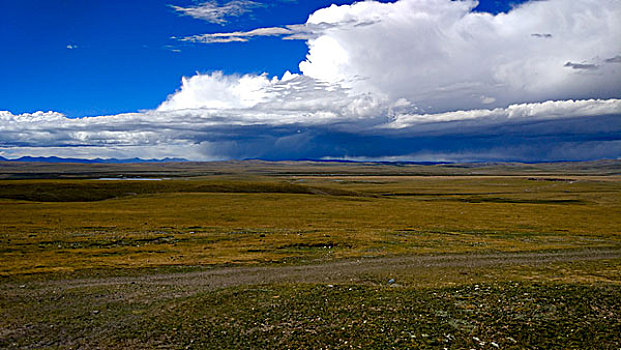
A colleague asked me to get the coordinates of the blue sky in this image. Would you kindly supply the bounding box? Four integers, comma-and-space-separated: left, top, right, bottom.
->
2, 0, 525, 117
2, 0, 376, 117
0, 0, 619, 162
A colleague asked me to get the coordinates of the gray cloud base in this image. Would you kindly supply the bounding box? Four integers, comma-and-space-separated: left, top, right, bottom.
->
1, 100, 620, 161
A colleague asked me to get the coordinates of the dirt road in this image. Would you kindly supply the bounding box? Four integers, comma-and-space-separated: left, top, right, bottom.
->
7, 248, 618, 296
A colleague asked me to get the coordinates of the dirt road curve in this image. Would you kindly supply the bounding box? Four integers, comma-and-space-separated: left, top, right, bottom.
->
13, 248, 616, 294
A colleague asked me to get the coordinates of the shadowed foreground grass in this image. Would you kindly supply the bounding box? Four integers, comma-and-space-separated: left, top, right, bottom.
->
2, 280, 619, 349
128, 283, 620, 349
1, 257, 620, 349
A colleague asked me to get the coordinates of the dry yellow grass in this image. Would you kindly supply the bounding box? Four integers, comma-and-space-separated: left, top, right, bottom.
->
1, 175, 619, 276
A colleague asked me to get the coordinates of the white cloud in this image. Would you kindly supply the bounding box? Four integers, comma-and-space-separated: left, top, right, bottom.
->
296, 0, 621, 112
182, 0, 621, 112
177, 21, 367, 44
170, 0, 261, 24
180, 27, 293, 44
2, 0, 621, 162
156, 71, 391, 120
1, 98, 619, 159
66, 44, 78, 50
158, 72, 274, 110
386, 98, 621, 128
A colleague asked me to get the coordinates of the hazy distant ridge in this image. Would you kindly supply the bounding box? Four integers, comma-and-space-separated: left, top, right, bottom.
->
0, 156, 188, 164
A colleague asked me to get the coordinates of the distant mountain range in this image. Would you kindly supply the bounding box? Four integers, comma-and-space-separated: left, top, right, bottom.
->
0, 156, 188, 163
0, 156, 619, 167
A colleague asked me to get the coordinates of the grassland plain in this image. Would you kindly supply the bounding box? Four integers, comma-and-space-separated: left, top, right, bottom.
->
0, 161, 620, 349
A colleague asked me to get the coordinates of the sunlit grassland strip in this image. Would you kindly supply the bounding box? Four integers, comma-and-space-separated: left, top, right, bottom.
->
1, 176, 619, 276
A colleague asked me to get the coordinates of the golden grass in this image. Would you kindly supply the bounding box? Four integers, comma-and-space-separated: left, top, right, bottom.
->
1, 175, 619, 276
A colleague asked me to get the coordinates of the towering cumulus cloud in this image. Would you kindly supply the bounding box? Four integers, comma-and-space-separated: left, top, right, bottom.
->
299, 0, 621, 111
1, 0, 620, 161
174, 0, 621, 113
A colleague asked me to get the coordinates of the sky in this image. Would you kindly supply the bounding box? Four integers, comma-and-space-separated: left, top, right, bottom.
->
1, 0, 620, 162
